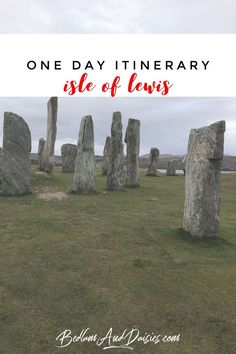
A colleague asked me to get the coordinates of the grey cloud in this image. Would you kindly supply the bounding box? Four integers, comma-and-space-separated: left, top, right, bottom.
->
0, 0, 236, 33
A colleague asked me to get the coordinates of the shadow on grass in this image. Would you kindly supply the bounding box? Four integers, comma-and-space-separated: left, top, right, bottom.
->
175, 228, 232, 248
69, 190, 98, 195
133, 258, 153, 268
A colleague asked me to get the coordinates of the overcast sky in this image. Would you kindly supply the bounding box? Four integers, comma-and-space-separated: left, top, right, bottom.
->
0, 1, 235, 155
0, 0, 235, 34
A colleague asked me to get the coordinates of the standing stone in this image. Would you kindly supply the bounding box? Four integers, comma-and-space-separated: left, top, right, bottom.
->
61, 143, 77, 173
106, 112, 124, 190
0, 147, 2, 166
41, 97, 58, 173
102, 136, 111, 176
38, 138, 45, 170
166, 160, 177, 176
0, 147, 2, 191
0, 112, 31, 195
125, 118, 140, 187
73, 115, 95, 193
146, 147, 160, 176
183, 121, 225, 238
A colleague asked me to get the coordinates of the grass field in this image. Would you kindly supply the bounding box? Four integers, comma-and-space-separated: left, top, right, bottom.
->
0, 168, 235, 354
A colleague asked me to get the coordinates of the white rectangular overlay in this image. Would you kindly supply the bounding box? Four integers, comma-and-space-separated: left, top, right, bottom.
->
0, 34, 235, 97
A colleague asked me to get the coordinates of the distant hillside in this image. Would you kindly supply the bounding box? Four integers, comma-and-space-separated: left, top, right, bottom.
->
30, 153, 236, 171
140, 154, 236, 170
141, 153, 183, 159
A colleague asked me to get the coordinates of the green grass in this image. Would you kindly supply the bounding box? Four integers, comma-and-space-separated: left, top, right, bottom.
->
0, 168, 235, 354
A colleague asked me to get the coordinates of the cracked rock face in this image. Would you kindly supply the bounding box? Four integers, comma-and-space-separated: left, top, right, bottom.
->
41, 97, 58, 173
73, 115, 95, 194
125, 118, 140, 187
166, 160, 178, 176
146, 147, 159, 176
183, 120, 225, 238
102, 136, 111, 176
61, 143, 77, 173
0, 112, 31, 195
106, 112, 125, 191
38, 138, 45, 170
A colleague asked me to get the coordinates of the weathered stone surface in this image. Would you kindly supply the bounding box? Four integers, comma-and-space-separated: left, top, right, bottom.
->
146, 147, 159, 176
106, 112, 125, 190
166, 160, 178, 176
183, 121, 225, 238
73, 115, 95, 193
38, 138, 45, 170
41, 97, 58, 173
0, 112, 31, 195
61, 143, 77, 173
0, 147, 2, 191
125, 118, 140, 187
102, 136, 111, 176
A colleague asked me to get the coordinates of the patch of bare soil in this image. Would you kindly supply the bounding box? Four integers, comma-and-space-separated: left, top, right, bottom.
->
37, 188, 67, 201
35, 171, 48, 175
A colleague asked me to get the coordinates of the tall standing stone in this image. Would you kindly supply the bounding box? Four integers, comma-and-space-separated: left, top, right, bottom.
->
73, 115, 95, 194
102, 136, 111, 176
41, 97, 58, 173
183, 121, 225, 238
106, 112, 124, 190
0, 147, 2, 191
166, 160, 177, 176
146, 147, 159, 176
61, 143, 77, 172
38, 138, 45, 170
125, 118, 140, 187
0, 112, 31, 195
